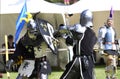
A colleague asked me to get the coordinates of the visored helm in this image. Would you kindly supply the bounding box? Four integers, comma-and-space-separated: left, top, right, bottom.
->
80, 9, 93, 27
27, 19, 39, 36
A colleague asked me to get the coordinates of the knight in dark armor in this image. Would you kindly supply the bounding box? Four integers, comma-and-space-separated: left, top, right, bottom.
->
5, 12, 57, 79
57, 9, 97, 79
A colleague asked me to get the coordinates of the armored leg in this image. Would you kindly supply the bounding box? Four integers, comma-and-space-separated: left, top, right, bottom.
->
105, 55, 117, 79
39, 56, 51, 79
111, 55, 117, 79
60, 57, 83, 79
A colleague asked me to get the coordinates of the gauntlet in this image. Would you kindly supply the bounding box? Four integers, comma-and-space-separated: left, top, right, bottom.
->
6, 59, 14, 72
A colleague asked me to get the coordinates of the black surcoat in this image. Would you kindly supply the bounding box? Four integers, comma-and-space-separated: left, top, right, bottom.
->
12, 33, 45, 61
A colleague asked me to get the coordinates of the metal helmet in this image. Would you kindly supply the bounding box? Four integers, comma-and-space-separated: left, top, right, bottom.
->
58, 24, 68, 34
27, 19, 38, 35
80, 9, 93, 27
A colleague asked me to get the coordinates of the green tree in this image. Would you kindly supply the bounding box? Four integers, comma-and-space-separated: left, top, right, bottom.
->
45, 0, 79, 4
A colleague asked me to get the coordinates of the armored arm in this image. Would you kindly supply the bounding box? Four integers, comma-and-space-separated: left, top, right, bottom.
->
98, 27, 106, 50
6, 59, 14, 72
98, 26, 107, 55
5, 39, 24, 71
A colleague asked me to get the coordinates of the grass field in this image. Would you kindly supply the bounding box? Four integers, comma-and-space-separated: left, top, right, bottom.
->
1, 65, 120, 79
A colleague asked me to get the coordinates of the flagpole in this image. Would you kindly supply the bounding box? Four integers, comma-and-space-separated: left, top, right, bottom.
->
62, 13, 67, 25
5, 35, 10, 79
62, 0, 70, 26
63, 0, 71, 63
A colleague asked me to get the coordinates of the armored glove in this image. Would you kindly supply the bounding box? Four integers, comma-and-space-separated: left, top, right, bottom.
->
6, 59, 14, 72
66, 36, 74, 46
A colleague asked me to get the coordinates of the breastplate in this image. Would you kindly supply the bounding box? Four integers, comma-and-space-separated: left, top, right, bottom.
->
105, 28, 114, 42
104, 27, 116, 50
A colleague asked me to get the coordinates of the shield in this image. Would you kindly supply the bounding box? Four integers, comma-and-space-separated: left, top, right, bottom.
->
36, 18, 58, 54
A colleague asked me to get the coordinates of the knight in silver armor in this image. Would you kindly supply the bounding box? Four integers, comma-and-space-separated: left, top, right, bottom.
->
58, 9, 97, 79
98, 18, 119, 79
5, 12, 58, 79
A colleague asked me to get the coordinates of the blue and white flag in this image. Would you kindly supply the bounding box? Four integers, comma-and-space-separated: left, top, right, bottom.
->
14, 1, 27, 44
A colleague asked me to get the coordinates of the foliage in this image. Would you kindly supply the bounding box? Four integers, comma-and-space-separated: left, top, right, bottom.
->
45, 0, 64, 3
45, 0, 80, 4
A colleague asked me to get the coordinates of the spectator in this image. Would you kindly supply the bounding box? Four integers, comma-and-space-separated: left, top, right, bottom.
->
2, 34, 18, 72
2, 34, 15, 63
2, 34, 15, 49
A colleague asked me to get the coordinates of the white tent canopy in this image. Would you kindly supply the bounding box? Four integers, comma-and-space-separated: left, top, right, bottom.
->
69, 0, 120, 13
1, 0, 120, 14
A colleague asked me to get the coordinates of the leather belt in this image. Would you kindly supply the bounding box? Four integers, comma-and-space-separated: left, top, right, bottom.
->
105, 42, 115, 44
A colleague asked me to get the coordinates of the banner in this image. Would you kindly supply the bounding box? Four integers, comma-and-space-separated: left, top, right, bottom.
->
14, 1, 27, 44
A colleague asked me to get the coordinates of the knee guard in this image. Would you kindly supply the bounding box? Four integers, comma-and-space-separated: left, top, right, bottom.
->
109, 55, 117, 73
111, 55, 117, 67
107, 55, 117, 67
105, 65, 112, 73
